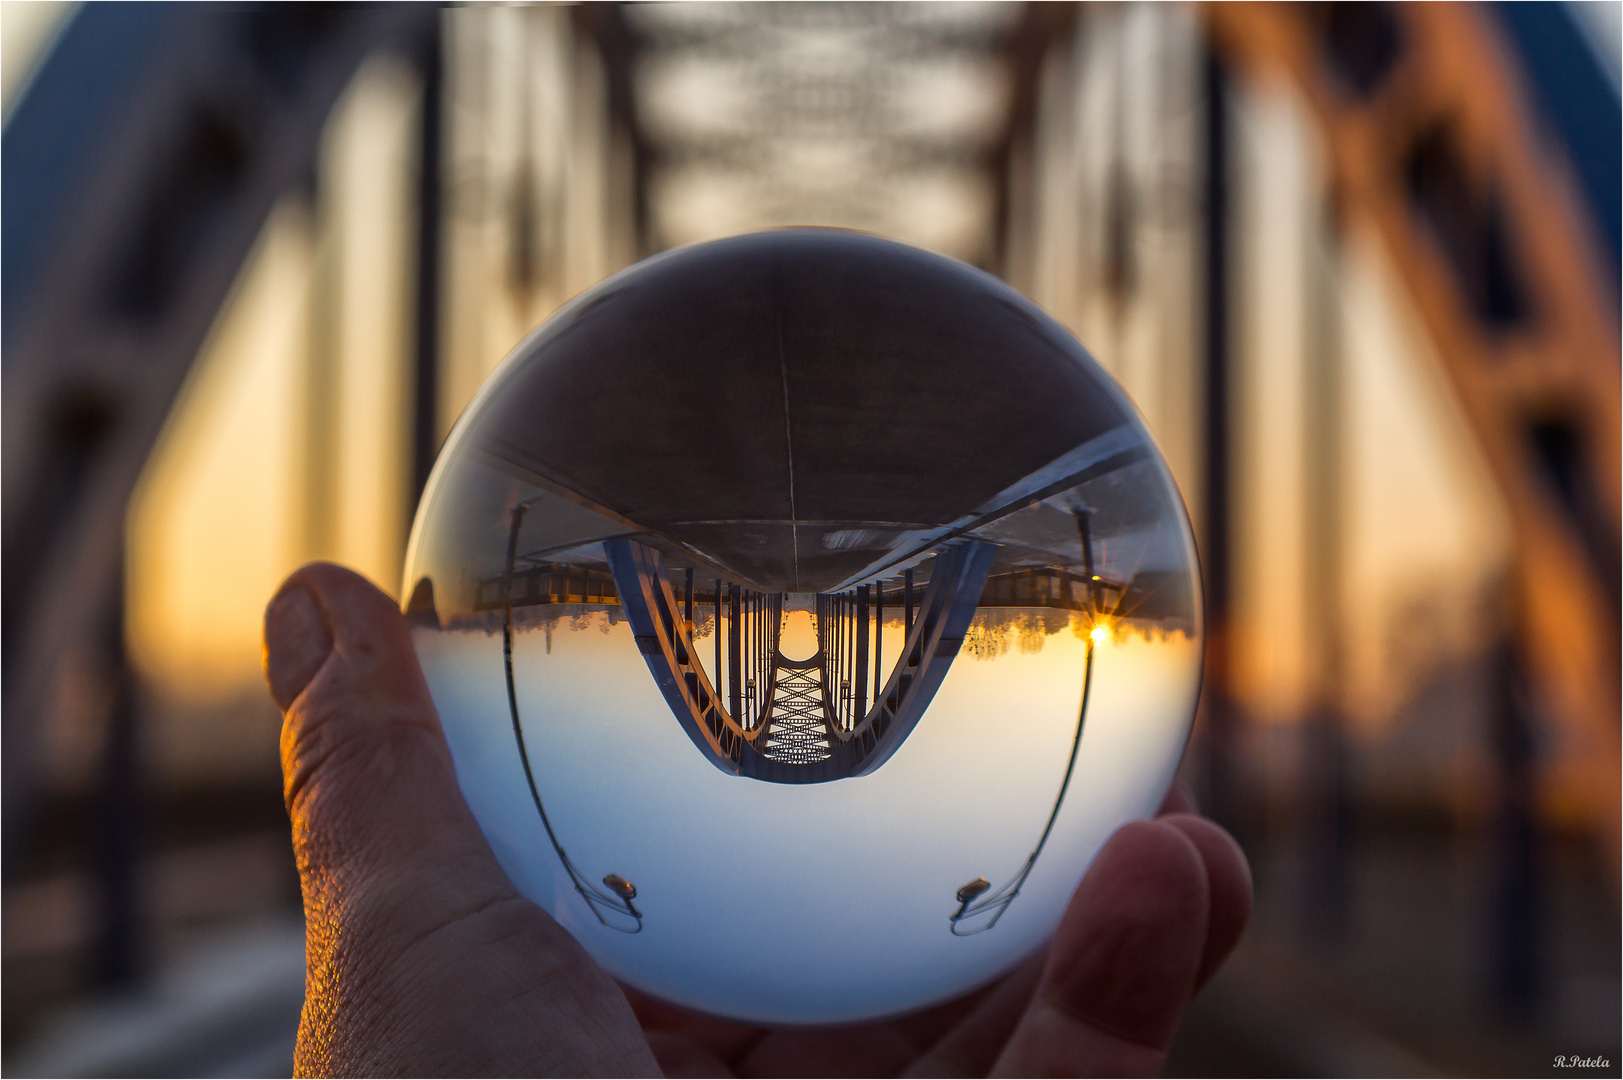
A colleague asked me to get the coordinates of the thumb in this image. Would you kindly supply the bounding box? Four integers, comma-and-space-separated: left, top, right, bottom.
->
264, 562, 505, 916
264, 563, 658, 1077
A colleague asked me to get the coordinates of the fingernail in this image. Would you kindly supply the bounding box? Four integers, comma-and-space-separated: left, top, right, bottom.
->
265, 584, 333, 710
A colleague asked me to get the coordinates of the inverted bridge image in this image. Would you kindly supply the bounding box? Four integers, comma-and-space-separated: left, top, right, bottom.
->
469, 506, 1127, 786
606, 537, 996, 783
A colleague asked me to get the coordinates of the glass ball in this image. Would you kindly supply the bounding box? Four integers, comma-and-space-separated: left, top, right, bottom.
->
402, 229, 1202, 1025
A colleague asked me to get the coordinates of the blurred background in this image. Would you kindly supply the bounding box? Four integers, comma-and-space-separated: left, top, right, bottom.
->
2, 2, 1617, 1075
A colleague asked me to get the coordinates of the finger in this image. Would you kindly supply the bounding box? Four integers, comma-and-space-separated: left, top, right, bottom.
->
901, 953, 1045, 1078
645, 1032, 735, 1078
624, 985, 764, 1064
726, 953, 1030, 1078
266, 563, 499, 904
265, 563, 657, 1077
991, 820, 1209, 1078
265, 583, 332, 711
1160, 814, 1252, 989
1157, 779, 1198, 816
881, 959, 1037, 1072
908, 811, 1252, 1077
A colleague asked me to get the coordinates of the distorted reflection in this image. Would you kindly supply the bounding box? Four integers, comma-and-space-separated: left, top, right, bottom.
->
403, 230, 1201, 1023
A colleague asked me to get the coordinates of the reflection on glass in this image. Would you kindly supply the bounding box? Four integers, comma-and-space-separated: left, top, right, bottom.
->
403, 230, 1202, 1024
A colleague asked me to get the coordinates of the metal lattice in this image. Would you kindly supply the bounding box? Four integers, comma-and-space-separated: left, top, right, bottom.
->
760, 662, 834, 764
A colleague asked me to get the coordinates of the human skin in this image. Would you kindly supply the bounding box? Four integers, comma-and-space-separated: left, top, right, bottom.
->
264, 562, 1251, 1078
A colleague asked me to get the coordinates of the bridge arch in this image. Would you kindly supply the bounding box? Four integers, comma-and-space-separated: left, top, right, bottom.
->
603, 536, 996, 784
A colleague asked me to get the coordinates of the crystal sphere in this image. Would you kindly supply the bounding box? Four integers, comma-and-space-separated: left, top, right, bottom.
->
402, 229, 1202, 1025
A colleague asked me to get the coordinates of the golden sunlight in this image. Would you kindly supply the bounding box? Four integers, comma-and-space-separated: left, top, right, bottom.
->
778, 609, 820, 661
126, 58, 418, 706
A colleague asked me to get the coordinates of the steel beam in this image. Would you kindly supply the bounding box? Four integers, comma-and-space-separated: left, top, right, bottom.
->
1, 3, 435, 866
1205, 0, 1622, 870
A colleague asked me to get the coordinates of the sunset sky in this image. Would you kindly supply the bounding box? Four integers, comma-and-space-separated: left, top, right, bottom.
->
121, 25, 1509, 747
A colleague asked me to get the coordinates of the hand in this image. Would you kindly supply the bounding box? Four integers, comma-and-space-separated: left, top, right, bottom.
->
264, 563, 1251, 1078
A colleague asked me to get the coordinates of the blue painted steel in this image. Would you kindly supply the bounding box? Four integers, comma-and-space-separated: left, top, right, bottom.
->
1, 4, 175, 347
1494, 2, 1622, 279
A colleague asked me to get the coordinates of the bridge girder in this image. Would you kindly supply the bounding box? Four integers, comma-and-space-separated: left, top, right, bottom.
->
1, 3, 437, 858
1204, 0, 1621, 859
603, 538, 994, 784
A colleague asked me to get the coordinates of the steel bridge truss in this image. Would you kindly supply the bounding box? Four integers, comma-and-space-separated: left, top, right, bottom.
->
605, 537, 996, 784
499, 507, 1109, 934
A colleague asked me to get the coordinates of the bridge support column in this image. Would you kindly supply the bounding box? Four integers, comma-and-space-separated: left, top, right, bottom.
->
873, 585, 884, 708
904, 569, 914, 634
855, 586, 870, 719
728, 585, 742, 720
